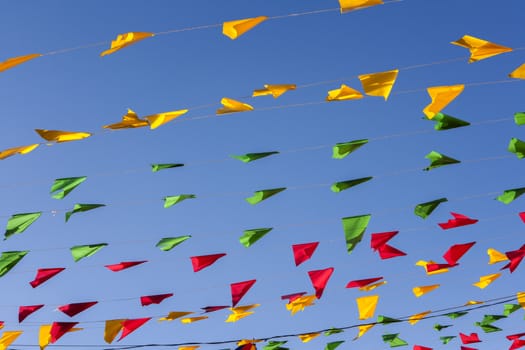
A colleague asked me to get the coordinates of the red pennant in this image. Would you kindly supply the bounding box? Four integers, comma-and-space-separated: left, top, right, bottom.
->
438, 212, 478, 229
281, 292, 307, 303
190, 253, 226, 272
140, 293, 173, 306
502, 244, 525, 273
370, 231, 398, 250
346, 277, 383, 288
118, 318, 151, 341
29, 268, 65, 288
443, 242, 476, 265
292, 242, 319, 266
201, 305, 229, 313
508, 333, 525, 341
460, 347, 477, 350
231, 279, 256, 307
105, 261, 147, 272
235, 343, 257, 350
378, 244, 406, 259
308, 267, 334, 299
413, 346, 433, 350
519, 212, 525, 223
460, 333, 481, 344
50, 322, 78, 343
510, 339, 525, 350
19, 304, 44, 322
58, 301, 98, 317
426, 262, 455, 272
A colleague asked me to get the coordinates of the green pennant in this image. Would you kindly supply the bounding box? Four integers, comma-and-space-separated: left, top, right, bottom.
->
65, 204, 105, 222
0, 251, 29, 277
263, 341, 288, 350
433, 324, 452, 331
508, 138, 525, 159
377, 315, 402, 324
324, 341, 344, 350
445, 311, 467, 319
423, 151, 460, 171
382, 334, 408, 347
4, 212, 42, 239
245, 187, 286, 205
151, 163, 184, 172
478, 314, 507, 325
230, 151, 279, 163
239, 228, 273, 247
503, 304, 521, 316
156, 236, 191, 251
70, 243, 107, 262
431, 113, 470, 130
475, 323, 502, 333
341, 214, 371, 254
331, 176, 373, 193
164, 194, 196, 208
414, 197, 447, 219
50, 176, 87, 199
332, 139, 368, 159
440, 336, 456, 344
496, 187, 525, 204
324, 328, 344, 336
515, 112, 525, 126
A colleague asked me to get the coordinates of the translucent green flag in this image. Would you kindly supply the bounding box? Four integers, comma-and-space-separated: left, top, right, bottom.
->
164, 194, 196, 208
414, 198, 447, 219
377, 315, 402, 324
341, 214, 371, 254
382, 333, 407, 347
50, 176, 87, 199
65, 204, 105, 222
508, 138, 525, 159
515, 112, 525, 125
433, 324, 451, 331
239, 228, 273, 247
151, 163, 184, 172
263, 341, 288, 350
156, 236, 191, 251
4, 212, 42, 239
0, 251, 28, 277
324, 328, 344, 336
477, 314, 507, 325
423, 151, 460, 171
230, 151, 279, 163
324, 341, 344, 350
445, 311, 467, 319
476, 324, 502, 333
432, 113, 470, 130
245, 187, 286, 205
331, 176, 372, 193
70, 243, 107, 262
440, 336, 456, 344
332, 139, 368, 159
496, 187, 525, 204
503, 304, 521, 316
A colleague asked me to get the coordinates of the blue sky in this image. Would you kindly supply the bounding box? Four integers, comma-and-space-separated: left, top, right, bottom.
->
0, 1, 524, 349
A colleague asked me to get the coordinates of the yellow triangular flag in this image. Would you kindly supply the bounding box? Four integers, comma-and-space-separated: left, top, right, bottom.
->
359, 280, 387, 291
326, 84, 364, 101
473, 273, 501, 289
101, 32, 154, 56
408, 310, 431, 325
179, 346, 200, 350
298, 332, 321, 343
225, 311, 254, 323
180, 316, 208, 324
39, 325, 52, 350
0, 331, 23, 350
0, 144, 39, 160
358, 69, 398, 100
104, 319, 124, 344
465, 300, 483, 306
285, 294, 316, 315
35, 129, 92, 143
223, 16, 268, 40
103, 109, 149, 130
415, 260, 449, 275
158, 311, 194, 322
146, 109, 188, 129
353, 324, 374, 340
451, 35, 512, 63
423, 84, 464, 119
339, 0, 383, 13
509, 63, 525, 79
412, 284, 440, 297
356, 295, 379, 320
216, 97, 254, 115
237, 339, 262, 346
518, 291, 525, 310
0, 54, 42, 73
487, 248, 508, 264
253, 84, 296, 98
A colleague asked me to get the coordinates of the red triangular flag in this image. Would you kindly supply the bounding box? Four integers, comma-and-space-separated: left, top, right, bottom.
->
58, 301, 98, 317
281, 292, 307, 303
519, 212, 525, 223
50, 322, 78, 343
201, 305, 229, 313
460, 333, 481, 344
231, 279, 256, 307
190, 253, 226, 272
370, 231, 398, 250
426, 262, 455, 272
378, 244, 406, 259
502, 244, 525, 273
508, 333, 525, 341
443, 242, 476, 265
346, 277, 383, 288
308, 267, 334, 299
413, 346, 433, 350
438, 212, 478, 229
29, 268, 65, 288
510, 339, 525, 350
105, 261, 147, 271
19, 304, 44, 322
460, 347, 477, 350
140, 293, 173, 306
118, 318, 151, 341
292, 242, 319, 266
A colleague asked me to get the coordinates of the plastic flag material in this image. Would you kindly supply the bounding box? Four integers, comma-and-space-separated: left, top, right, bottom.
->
58, 301, 98, 317
434, 323, 452, 331
216, 98, 254, 114
460, 333, 481, 344
240, 228, 273, 247
509, 138, 525, 158
451, 35, 512, 62
308, 267, 334, 299
201, 305, 229, 313
263, 341, 288, 350
423, 85, 465, 119
65, 204, 105, 222
413, 346, 432, 350
445, 311, 468, 319
504, 304, 521, 316
105, 261, 147, 272
0, 144, 39, 160
0, 54, 41, 72
156, 236, 191, 251
145, 109, 188, 129
424, 151, 460, 171
358, 69, 398, 100
103, 109, 148, 129
50, 176, 87, 199
487, 248, 508, 264
0, 331, 23, 350
324, 328, 343, 336
285, 294, 316, 315
378, 244, 406, 259
377, 315, 402, 324
339, 0, 383, 13
231, 280, 256, 307
38, 324, 52, 350
370, 231, 398, 250
50, 322, 78, 343
356, 295, 379, 320
360, 280, 387, 291
231, 152, 279, 163
151, 163, 184, 172
158, 311, 193, 322
0, 251, 28, 277
438, 212, 478, 229
416, 260, 449, 275
332, 139, 368, 159
515, 112, 525, 125
408, 311, 431, 325
382, 333, 408, 347
413, 284, 440, 297
443, 242, 476, 265
342, 214, 371, 254
180, 316, 208, 323
104, 319, 124, 344
431, 113, 470, 130
100, 32, 154, 56
440, 336, 456, 344
346, 276, 383, 288
298, 332, 321, 343
414, 198, 447, 219
354, 324, 374, 340
70, 243, 107, 262
246, 188, 286, 205
164, 194, 196, 208
281, 292, 307, 303
191, 253, 226, 272
226, 304, 259, 322
253, 84, 296, 98
118, 318, 151, 341
140, 293, 173, 306
509, 63, 525, 79
326, 84, 363, 101
4, 212, 41, 239
331, 176, 372, 193
29, 267, 65, 288
324, 341, 344, 350
496, 187, 525, 204
502, 244, 525, 272
35, 129, 91, 143
19, 304, 44, 322
222, 16, 268, 40
292, 242, 319, 266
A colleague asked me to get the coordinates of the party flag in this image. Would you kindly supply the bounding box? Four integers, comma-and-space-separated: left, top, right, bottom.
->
460, 333, 481, 344
263, 341, 288, 350
445, 311, 467, 319
503, 304, 521, 316
443, 241, 476, 265
146, 109, 188, 129
382, 333, 408, 347
29, 267, 65, 288
434, 324, 452, 331
496, 187, 525, 204
324, 328, 343, 336
423, 85, 464, 119
413, 346, 432, 350
377, 315, 402, 325
332, 139, 368, 159
180, 316, 208, 323
118, 318, 151, 341
413, 284, 440, 297
151, 163, 184, 172
253, 84, 296, 98
325, 341, 344, 350
103, 109, 148, 129
438, 212, 478, 229
342, 214, 371, 254
35, 129, 91, 143
339, 0, 383, 13
104, 319, 124, 344
191, 253, 226, 272
0, 331, 23, 350
0, 53, 41, 72
105, 261, 147, 272
416, 260, 449, 275
223, 16, 268, 40
140, 294, 173, 306
508, 138, 525, 159
431, 113, 470, 130
246, 188, 286, 205
65, 204, 105, 222
231, 152, 279, 163
451, 35, 512, 62
101, 32, 154, 56
70, 243, 107, 262
331, 176, 372, 193
50, 322, 78, 343
226, 304, 260, 323
359, 280, 387, 291
424, 151, 460, 171
281, 292, 307, 303
0, 144, 39, 160
356, 295, 378, 320
240, 228, 273, 247
285, 294, 316, 315
414, 198, 447, 219
440, 336, 456, 344
298, 332, 321, 343
4, 212, 41, 239
326, 84, 363, 101
370, 231, 398, 250
19, 305, 44, 322
408, 311, 431, 325
231, 280, 256, 307
0, 251, 28, 277
50, 176, 86, 199
358, 69, 398, 100
473, 273, 501, 289
164, 194, 196, 208
509, 63, 525, 79
378, 244, 406, 259
58, 301, 98, 317
346, 276, 383, 288
158, 311, 193, 321
502, 244, 525, 272
156, 236, 191, 251
216, 98, 254, 114
292, 242, 319, 266
354, 324, 374, 340
308, 267, 334, 299
515, 112, 525, 125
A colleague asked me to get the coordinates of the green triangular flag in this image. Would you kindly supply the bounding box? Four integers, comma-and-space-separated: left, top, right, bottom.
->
263, 341, 288, 350
445, 311, 467, 319
341, 214, 371, 254
65, 204, 105, 222
515, 112, 525, 125
433, 324, 452, 331
164, 194, 196, 208
440, 336, 456, 344
70, 243, 107, 262
156, 236, 191, 251
331, 176, 373, 193
474, 323, 502, 333
332, 139, 368, 159
0, 251, 29, 277
324, 341, 344, 350
496, 187, 525, 204
382, 334, 408, 347
414, 197, 448, 219
423, 151, 460, 171
50, 176, 87, 199
230, 151, 279, 163
377, 315, 402, 324
4, 212, 42, 240
432, 113, 470, 130
151, 163, 184, 172
508, 138, 525, 159
324, 328, 344, 336
246, 187, 286, 205
478, 314, 507, 325
503, 304, 521, 316
239, 228, 273, 247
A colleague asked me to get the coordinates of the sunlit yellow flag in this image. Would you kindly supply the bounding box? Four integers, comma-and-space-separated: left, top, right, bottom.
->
39, 325, 52, 350
103, 109, 148, 130
223, 16, 268, 40
339, 0, 383, 13
0, 144, 39, 160
104, 319, 124, 344
0, 330, 22, 350
518, 291, 525, 310
487, 248, 508, 264
413, 284, 440, 297
253, 84, 296, 98
408, 310, 431, 325
216, 98, 254, 115
158, 311, 193, 322
237, 339, 262, 346
356, 295, 379, 320
415, 260, 449, 275
0, 54, 41, 73
509, 63, 525, 79
35, 129, 92, 143
146, 109, 188, 129
353, 324, 374, 340
180, 316, 208, 324
464, 300, 483, 306
451, 35, 512, 63
326, 85, 364, 101
298, 332, 321, 343
101, 32, 154, 56
226, 304, 260, 323
358, 69, 398, 100
285, 294, 316, 315
179, 346, 199, 350
423, 84, 464, 119
473, 273, 501, 289
359, 280, 387, 291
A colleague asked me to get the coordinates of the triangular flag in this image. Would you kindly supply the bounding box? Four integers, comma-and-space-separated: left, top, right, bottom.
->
412, 284, 440, 297
104, 319, 124, 344
356, 295, 379, 320
253, 84, 296, 98
440, 336, 456, 344
50, 176, 86, 199
408, 311, 431, 325
217, 98, 254, 114
423, 85, 465, 119
0, 251, 29, 277
451, 35, 512, 62
151, 163, 184, 172
65, 204, 105, 222
100, 32, 154, 56
201, 305, 229, 313
118, 318, 151, 341
370, 231, 398, 250
378, 244, 406, 259
346, 277, 383, 288
103, 109, 148, 129
70, 243, 107, 262
180, 316, 208, 323
339, 0, 383, 13
58, 301, 98, 317
443, 241, 476, 265
473, 273, 501, 289
382, 333, 408, 347
508, 138, 525, 159
0, 331, 23, 350
358, 69, 398, 100
164, 194, 196, 208
438, 212, 478, 229
145, 109, 188, 129
431, 113, 470, 130
140, 293, 173, 306
325, 341, 344, 350
414, 198, 447, 219
424, 151, 460, 171
326, 84, 363, 101
0, 54, 41, 72
240, 228, 273, 247
39, 324, 52, 350
35, 129, 91, 143
231, 280, 256, 307
331, 176, 372, 193
510, 63, 525, 79
342, 214, 371, 254
292, 242, 319, 266
29, 268, 65, 288
488, 248, 509, 264
4, 212, 42, 240
50, 322, 78, 343
496, 187, 525, 204
298, 332, 321, 343
377, 315, 401, 324
459, 332, 481, 344
332, 139, 368, 159
246, 188, 286, 205
354, 324, 374, 340
158, 311, 193, 321
191, 253, 226, 272
0, 144, 39, 160
156, 236, 191, 251
105, 261, 147, 271
285, 295, 316, 315
231, 152, 279, 163
308, 267, 334, 299
19, 304, 44, 322
222, 16, 268, 40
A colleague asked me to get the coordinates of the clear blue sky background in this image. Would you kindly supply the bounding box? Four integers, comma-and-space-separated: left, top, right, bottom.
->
0, 1, 524, 349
